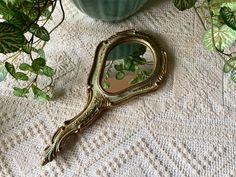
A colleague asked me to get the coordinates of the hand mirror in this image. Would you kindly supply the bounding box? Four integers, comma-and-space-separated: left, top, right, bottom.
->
42, 30, 167, 165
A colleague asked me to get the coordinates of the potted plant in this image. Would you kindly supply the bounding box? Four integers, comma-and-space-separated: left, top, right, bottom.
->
72, 0, 148, 22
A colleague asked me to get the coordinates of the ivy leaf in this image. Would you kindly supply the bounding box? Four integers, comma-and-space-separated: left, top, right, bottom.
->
37, 48, 45, 59
140, 57, 147, 65
114, 64, 124, 71
41, 9, 52, 19
22, 37, 38, 54
102, 80, 110, 89
4, 62, 27, 80
139, 73, 148, 82
29, 24, 50, 41
129, 63, 136, 72
106, 69, 112, 78
0, 1, 14, 18
8, 12, 29, 30
116, 71, 125, 80
210, 1, 236, 16
13, 87, 29, 97
5, 62, 16, 77
42, 66, 55, 77
124, 59, 132, 70
203, 25, 236, 51
0, 61, 8, 82
231, 68, 236, 83
22, 41, 31, 54
14, 72, 29, 81
19, 63, 33, 71
133, 57, 147, 65
223, 57, 236, 73
32, 85, 51, 101
220, 6, 236, 30
172, 0, 197, 11
3, 0, 24, 5
19, 2, 37, 21
32, 58, 46, 72
131, 45, 147, 58
137, 45, 147, 56
129, 77, 139, 85
0, 22, 25, 54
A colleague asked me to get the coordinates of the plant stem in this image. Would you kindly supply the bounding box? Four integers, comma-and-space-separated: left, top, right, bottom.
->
32, 0, 63, 45
25, 73, 39, 90
3, 51, 22, 62
42, 76, 54, 92
194, 6, 207, 30
29, 36, 35, 62
206, 1, 231, 61
42, 0, 57, 26
25, 0, 50, 32
49, 0, 65, 34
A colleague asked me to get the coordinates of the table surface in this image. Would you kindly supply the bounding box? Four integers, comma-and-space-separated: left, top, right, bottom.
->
1, 0, 236, 177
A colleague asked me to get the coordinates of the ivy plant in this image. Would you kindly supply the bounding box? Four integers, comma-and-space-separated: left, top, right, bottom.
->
0, 0, 64, 100
172, 0, 236, 83
1, 0, 236, 101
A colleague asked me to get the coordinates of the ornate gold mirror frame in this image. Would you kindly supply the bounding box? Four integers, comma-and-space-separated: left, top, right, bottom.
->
42, 30, 168, 165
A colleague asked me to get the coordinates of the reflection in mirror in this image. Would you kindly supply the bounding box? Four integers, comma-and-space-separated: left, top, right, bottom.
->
101, 42, 154, 93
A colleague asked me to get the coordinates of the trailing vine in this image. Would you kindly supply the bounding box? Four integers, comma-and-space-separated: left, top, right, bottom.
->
0, 0, 65, 100
173, 0, 236, 83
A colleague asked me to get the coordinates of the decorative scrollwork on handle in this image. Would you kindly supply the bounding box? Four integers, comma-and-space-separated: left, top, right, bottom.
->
41, 93, 107, 166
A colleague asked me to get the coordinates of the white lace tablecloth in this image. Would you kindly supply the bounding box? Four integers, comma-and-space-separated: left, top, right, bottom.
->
1, 0, 236, 176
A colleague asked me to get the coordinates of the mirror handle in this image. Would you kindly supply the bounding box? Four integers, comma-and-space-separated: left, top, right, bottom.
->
41, 92, 108, 166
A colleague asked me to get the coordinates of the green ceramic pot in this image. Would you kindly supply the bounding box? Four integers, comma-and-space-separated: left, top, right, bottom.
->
72, 0, 148, 22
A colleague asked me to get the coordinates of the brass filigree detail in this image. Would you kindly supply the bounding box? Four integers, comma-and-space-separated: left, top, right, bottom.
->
41, 92, 107, 165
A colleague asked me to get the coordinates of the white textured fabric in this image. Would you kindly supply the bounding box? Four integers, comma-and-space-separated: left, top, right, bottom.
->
1, 0, 236, 176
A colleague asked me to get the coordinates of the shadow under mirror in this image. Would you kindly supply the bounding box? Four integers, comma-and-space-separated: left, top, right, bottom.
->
101, 42, 154, 93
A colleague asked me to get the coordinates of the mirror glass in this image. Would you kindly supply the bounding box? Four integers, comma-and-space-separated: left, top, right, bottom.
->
101, 42, 154, 93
